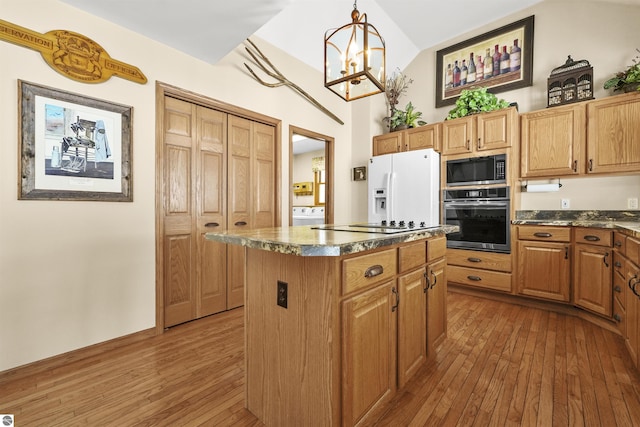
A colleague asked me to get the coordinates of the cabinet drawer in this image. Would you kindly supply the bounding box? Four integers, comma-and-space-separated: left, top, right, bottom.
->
448, 265, 512, 292
447, 249, 511, 272
613, 297, 626, 336
398, 241, 426, 273
574, 228, 612, 247
614, 266, 627, 310
614, 232, 627, 255
427, 237, 447, 262
613, 251, 627, 280
517, 225, 571, 242
343, 249, 397, 295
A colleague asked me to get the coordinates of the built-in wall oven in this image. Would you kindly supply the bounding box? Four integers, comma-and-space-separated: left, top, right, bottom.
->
443, 187, 510, 253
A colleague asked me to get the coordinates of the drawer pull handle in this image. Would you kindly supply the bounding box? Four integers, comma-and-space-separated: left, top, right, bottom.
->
391, 287, 400, 312
573, 160, 578, 172
629, 275, 640, 297
204, 222, 220, 227
234, 221, 247, 226
583, 235, 600, 242
603, 252, 609, 268
364, 264, 384, 278
614, 285, 622, 293
565, 246, 569, 259
423, 271, 429, 293
533, 232, 552, 238
430, 269, 437, 289
467, 257, 482, 263
613, 313, 622, 322
467, 275, 482, 282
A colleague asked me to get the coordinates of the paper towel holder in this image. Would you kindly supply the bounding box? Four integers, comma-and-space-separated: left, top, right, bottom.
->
522, 179, 563, 192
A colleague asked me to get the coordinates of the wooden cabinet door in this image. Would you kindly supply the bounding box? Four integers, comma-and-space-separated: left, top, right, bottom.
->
441, 116, 475, 155
373, 133, 402, 156
397, 268, 427, 388
587, 92, 640, 174
406, 123, 440, 152
476, 107, 516, 152
517, 240, 571, 302
426, 258, 447, 354
342, 282, 397, 426
520, 104, 585, 177
573, 243, 612, 316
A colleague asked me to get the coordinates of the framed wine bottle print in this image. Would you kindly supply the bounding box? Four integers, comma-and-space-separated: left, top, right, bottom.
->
435, 15, 534, 107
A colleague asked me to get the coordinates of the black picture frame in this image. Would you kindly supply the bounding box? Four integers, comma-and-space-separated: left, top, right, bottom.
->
435, 15, 535, 108
18, 80, 133, 201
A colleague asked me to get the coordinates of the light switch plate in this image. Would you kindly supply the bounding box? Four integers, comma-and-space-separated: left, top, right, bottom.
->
628, 198, 639, 209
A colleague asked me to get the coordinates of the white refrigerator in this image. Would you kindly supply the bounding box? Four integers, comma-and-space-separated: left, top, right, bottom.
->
368, 148, 440, 226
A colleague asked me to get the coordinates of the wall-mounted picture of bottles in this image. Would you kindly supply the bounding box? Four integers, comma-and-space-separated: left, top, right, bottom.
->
435, 16, 535, 108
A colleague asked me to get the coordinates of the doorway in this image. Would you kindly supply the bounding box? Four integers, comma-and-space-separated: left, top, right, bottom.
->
289, 126, 334, 225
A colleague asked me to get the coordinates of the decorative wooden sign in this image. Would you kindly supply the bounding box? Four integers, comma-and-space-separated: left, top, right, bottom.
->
0, 19, 147, 84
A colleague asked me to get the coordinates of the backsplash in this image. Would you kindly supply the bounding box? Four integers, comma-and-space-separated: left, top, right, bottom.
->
516, 210, 640, 222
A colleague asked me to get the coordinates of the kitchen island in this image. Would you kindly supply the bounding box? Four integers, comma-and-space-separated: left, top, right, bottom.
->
206, 224, 457, 426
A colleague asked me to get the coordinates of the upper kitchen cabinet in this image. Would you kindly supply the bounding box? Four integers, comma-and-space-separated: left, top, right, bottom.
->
587, 91, 640, 174
520, 92, 640, 178
520, 103, 585, 177
373, 123, 441, 156
441, 107, 518, 156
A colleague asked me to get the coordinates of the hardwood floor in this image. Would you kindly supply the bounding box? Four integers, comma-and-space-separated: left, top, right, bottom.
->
2, 291, 639, 426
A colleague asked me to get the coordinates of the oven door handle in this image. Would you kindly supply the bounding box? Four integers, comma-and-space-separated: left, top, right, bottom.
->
443, 201, 510, 208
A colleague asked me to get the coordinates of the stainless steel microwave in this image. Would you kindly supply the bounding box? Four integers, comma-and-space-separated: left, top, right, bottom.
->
445, 154, 506, 187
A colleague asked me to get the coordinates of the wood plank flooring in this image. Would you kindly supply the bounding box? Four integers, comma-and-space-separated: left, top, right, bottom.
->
2, 291, 639, 426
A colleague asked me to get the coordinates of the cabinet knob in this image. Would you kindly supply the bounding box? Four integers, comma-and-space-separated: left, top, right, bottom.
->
613, 313, 622, 322
614, 285, 622, 293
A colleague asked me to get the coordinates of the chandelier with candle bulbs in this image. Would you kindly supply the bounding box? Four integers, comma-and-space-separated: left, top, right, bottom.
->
324, 1, 385, 101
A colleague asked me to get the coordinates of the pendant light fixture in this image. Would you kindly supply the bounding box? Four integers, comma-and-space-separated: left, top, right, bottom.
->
324, 1, 385, 101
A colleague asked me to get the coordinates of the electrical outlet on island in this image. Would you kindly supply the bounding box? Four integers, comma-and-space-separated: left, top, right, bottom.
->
628, 197, 639, 209
561, 199, 570, 209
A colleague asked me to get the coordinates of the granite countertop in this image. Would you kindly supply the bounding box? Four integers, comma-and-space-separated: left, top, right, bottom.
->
205, 224, 458, 257
514, 210, 640, 239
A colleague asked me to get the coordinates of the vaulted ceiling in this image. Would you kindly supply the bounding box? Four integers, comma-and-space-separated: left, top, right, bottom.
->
58, 0, 639, 72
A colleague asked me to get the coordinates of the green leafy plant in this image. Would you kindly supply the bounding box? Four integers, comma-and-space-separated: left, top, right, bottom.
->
388, 102, 427, 131
604, 49, 640, 92
446, 87, 510, 120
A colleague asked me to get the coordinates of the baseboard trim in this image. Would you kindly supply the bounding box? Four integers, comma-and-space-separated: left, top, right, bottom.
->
0, 327, 156, 385
448, 284, 620, 335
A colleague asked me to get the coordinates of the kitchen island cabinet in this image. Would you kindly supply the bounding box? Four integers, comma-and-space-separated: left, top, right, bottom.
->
206, 225, 455, 426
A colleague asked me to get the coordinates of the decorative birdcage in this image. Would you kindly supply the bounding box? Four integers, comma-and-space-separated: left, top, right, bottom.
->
547, 56, 594, 107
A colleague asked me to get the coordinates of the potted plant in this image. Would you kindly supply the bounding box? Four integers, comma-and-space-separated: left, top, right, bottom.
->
383, 69, 427, 131
604, 49, 640, 93
446, 87, 511, 120
387, 102, 427, 131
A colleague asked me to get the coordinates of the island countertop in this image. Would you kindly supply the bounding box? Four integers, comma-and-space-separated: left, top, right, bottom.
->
205, 224, 458, 256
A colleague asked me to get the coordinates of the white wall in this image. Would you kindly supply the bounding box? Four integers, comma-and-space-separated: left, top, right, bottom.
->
2, 0, 639, 372
399, 0, 640, 211
0, 0, 353, 371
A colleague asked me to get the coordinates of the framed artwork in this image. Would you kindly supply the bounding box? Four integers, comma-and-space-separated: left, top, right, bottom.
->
18, 80, 133, 201
353, 166, 367, 181
435, 15, 535, 107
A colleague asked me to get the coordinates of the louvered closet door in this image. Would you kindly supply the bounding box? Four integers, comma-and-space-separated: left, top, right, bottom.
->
163, 97, 227, 327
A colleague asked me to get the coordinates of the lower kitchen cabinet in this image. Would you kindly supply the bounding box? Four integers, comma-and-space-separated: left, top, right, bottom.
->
573, 228, 613, 317
342, 280, 397, 426
617, 234, 640, 369
516, 225, 571, 302
426, 257, 447, 352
